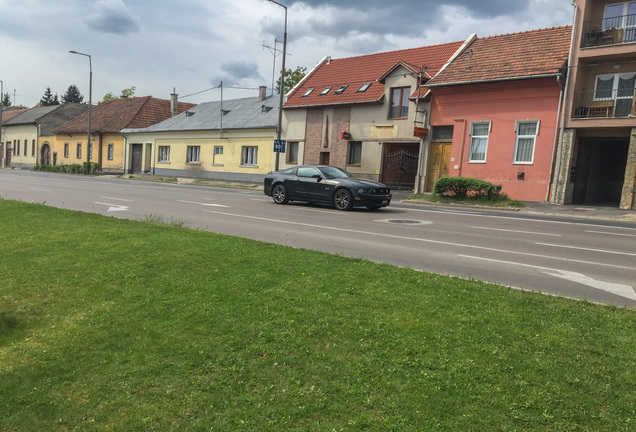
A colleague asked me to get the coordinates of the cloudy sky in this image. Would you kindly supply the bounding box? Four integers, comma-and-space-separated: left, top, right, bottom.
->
0, 0, 574, 107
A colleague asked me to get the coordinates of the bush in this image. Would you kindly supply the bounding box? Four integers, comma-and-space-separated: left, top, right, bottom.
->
34, 162, 101, 175
433, 176, 502, 200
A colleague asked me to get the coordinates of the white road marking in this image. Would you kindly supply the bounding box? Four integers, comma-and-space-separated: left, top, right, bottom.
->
200, 210, 635, 270
469, 226, 561, 237
460, 254, 636, 301
94, 202, 129, 212
585, 230, 636, 238
177, 200, 229, 208
102, 196, 133, 202
30, 187, 51, 192
536, 242, 636, 257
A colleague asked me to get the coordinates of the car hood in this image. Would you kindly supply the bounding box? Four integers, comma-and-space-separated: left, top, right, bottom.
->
335, 178, 388, 188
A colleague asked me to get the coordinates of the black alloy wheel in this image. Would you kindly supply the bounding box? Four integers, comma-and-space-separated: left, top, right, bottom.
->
333, 189, 353, 211
272, 184, 289, 204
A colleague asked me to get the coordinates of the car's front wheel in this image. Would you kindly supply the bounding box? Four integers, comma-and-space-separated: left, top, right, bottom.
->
334, 189, 353, 211
272, 184, 289, 204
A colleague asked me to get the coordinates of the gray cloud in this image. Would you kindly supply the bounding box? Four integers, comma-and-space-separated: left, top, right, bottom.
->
210, 61, 264, 87
86, 0, 140, 35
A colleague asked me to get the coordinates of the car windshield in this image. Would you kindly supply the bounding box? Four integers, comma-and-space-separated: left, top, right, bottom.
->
317, 166, 352, 179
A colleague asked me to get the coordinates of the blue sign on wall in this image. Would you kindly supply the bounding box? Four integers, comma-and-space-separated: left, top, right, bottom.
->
274, 139, 286, 153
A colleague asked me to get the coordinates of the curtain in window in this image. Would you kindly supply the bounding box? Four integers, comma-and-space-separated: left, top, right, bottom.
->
515, 138, 534, 163
595, 75, 614, 99
469, 138, 487, 161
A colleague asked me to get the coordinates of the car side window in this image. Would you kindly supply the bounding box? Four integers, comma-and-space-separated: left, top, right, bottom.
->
297, 167, 321, 178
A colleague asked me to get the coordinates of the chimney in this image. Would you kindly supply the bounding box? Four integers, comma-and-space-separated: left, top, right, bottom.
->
259, 86, 267, 101
170, 88, 178, 116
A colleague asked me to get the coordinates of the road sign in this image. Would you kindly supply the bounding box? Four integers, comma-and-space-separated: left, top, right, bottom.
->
274, 139, 286, 153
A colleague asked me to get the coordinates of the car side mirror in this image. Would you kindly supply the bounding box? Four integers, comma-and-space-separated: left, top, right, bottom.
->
312, 174, 322, 182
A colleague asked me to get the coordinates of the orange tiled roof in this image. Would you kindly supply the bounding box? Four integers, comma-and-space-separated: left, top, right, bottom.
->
427, 26, 572, 87
284, 41, 464, 108
53, 96, 196, 134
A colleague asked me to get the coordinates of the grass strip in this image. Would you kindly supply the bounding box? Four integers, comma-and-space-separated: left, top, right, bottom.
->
0, 199, 634, 431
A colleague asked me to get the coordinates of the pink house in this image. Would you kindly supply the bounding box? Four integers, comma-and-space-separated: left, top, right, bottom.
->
426, 27, 572, 201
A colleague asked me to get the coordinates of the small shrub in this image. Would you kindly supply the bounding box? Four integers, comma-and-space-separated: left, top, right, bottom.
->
433, 176, 502, 200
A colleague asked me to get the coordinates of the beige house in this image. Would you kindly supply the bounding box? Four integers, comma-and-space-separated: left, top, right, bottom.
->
281, 41, 468, 192
555, 0, 636, 209
2, 104, 87, 169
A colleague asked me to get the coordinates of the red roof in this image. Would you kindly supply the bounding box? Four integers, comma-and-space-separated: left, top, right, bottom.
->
427, 26, 572, 87
284, 41, 464, 108
2, 108, 28, 123
53, 96, 196, 134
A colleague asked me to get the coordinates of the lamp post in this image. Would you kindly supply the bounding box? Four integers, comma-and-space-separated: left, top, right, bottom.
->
69, 50, 92, 164
267, 0, 287, 172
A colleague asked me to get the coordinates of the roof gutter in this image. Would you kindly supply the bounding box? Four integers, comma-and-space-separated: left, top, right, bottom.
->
426, 73, 563, 88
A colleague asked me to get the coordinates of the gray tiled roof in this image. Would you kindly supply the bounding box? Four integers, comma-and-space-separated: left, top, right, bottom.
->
4, 106, 59, 125
121, 95, 279, 134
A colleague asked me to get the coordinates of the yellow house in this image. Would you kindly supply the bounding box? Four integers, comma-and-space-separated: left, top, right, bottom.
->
2, 104, 87, 169
121, 88, 278, 182
52, 96, 194, 173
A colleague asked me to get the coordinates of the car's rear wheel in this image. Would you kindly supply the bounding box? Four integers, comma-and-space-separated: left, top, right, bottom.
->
334, 189, 353, 211
272, 184, 289, 204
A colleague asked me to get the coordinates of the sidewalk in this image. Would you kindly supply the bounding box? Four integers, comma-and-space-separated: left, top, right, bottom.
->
394, 190, 636, 224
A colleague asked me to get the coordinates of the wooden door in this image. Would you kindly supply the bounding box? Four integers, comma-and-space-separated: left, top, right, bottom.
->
426, 141, 452, 192
131, 144, 143, 174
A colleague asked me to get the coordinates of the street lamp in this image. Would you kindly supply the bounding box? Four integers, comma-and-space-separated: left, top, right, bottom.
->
267, 0, 287, 172
69, 50, 92, 164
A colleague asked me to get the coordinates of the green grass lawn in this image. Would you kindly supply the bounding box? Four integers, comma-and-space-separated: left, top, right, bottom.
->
1, 199, 634, 431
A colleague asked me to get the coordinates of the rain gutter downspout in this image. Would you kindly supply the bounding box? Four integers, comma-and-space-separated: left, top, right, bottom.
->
553, 0, 578, 204
455, 118, 467, 177
546, 74, 565, 202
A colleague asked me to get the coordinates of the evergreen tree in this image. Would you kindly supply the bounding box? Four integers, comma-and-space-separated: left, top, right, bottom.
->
61, 85, 84, 104
2, 92, 11, 107
40, 87, 60, 106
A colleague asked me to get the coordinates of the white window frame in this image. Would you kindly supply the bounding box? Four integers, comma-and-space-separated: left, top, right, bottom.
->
158, 146, 170, 163
186, 146, 200, 163
76, 142, 82, 159
513, 120, 540, 165
64, 143, 69, 158
594, 72, 636, 116
107, 143, 114, 160
241, 146, 258, 166
468, 121, 491, 163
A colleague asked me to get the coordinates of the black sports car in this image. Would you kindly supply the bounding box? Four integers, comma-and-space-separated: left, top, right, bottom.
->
264, 165, 392, 210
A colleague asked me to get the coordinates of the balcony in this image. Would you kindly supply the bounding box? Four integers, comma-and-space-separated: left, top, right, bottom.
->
581, 14, 636, 48
571, 89, 635, 119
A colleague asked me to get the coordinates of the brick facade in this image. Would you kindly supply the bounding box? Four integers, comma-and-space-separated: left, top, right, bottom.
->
304, 107, 351, 167
620, 128, 636, 210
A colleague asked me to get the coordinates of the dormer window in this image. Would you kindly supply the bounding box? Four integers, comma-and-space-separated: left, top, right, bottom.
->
320, 86, 332, 95
302, 88, 314, 97
335, 85, 348, 94
357, 83, 372, 93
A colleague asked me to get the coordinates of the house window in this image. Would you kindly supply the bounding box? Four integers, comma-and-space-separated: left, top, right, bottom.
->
302, 88, 314, 97
604, 2, 636, 41
357, 83, 372, 93
16, 140, 20, 156
287, 141, 299, 164
76, 142, 82, 159
186, 146, 200, 163
32, 140, 36, 156
594, 72, 636, 116
320, 87, 332, 95
468, 122, 490, 163
23, 140, 27, 155
389, 87, 410, 118
514, 121, 539, 164
242, 146, 258, 165
212, 145, 223, 164
158, 146, 170, 162
107, 143, 114, 160
64, 143, 69, 158
347, 141, 362, 165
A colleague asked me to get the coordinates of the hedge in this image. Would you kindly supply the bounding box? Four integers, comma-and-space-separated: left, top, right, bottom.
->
433, 176, 502, 200
34, 162, 101, 175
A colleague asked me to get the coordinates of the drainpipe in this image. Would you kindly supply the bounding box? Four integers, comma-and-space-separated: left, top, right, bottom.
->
553, 0, 578, 204
454, 118, 467, 177
546, 74, 565, 202
122, 132, 128, 174
629, 165, 636, 209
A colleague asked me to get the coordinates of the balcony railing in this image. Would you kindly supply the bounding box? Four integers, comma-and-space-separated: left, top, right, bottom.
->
581, 14, 636, 47
571, 90, 636, 119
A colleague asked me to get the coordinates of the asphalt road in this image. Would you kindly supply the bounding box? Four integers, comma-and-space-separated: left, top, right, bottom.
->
2, 169, 635, 307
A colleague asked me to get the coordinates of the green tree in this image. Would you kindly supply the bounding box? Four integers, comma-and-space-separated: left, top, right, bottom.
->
120, 86, 136, 98
101, 92, 118, 103
61, 85, 84, 104
2, 92, 11, 107
39, 87, 60, 106
276, 66, 307, 94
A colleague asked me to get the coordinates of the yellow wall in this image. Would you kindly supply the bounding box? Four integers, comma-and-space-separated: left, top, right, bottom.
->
4, 124, 38, 167
51, 133, 90, 165
99, 133, 124, 172
50, 132, 124, 171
